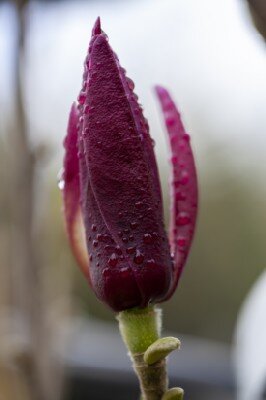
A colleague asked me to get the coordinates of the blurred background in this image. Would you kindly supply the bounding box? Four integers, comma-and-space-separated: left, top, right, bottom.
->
0, 0, 265, 399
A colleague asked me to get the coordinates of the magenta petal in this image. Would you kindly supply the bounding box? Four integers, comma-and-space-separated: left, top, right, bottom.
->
155, 86, 198, 298
62, 103, 90, 281
76, 22, 173, 311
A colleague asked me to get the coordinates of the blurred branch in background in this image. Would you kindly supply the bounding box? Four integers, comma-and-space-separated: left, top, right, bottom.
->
247, 0, 266, 39
0, 1, 64, 399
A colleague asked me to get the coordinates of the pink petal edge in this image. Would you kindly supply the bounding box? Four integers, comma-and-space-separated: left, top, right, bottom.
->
155, 85, 198, 298
62, 103, 90, 281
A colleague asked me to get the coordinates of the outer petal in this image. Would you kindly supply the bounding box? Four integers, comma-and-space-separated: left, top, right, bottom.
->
77, 19, 173, 311
62, 103, 90, 281
155, 86, 198, 298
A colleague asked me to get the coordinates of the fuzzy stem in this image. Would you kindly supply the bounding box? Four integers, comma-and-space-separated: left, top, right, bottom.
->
117, 306, 168, 400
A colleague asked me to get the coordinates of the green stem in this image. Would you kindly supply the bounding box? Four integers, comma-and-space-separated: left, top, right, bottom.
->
117, 306, 168, 400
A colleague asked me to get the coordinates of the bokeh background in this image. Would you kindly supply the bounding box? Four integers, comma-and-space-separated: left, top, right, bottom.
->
0, 0, 265, 399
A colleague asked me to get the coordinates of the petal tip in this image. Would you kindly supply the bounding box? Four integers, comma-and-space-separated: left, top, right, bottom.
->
92, 17, 102, 36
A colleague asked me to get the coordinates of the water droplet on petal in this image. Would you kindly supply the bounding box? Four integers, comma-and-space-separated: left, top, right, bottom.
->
180, 170, 189, 185
115, 246, 122, 255
102, 268, 111, 278
108, 253, 118, 267
176, 212, 191, 226
146, 259, 156, 267
134, 250, 144, 265
122, 237, 128, 243
93, 240, 98, 247
166, 116, 175, 127
126, 77, 135, 90
91, 224, 97, 232
126, 246, 136, 254
175, 191, 186, 201
78, 93, 86, 104
58, 178, 65, 190
177, 236, 187, 248
171, 155, 178, 165
57, 168, 65, 190
135, 201, 143, 209
130, 222, 138, 229
143, 233, 153, 244
120, 267, 130, 278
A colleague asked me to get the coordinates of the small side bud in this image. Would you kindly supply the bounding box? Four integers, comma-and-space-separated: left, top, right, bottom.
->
143, 336, 180, 365
162, 387, 184, 400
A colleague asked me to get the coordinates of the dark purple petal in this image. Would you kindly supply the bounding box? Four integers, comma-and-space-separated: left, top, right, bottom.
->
76, 19, 173, 311
62, 103, 90, 281
155, 86, 198, 298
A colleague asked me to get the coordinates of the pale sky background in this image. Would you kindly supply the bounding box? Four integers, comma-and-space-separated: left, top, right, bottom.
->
0, 0, 266, 190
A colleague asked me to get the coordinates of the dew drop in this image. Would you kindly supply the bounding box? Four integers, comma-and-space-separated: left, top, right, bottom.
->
124, 228, 130, 234
146, 259, 156, 267
120, 267, 130, 277
91, 224, 97, 231
171, 155, 178, 165
126, 246, 136, 254
134, 250, 144, 265
115, 246, 122, 255
166, 116, 175, 127
84, 105, 90, 114
58, 178, 65, 190
96, 262, 100, 267
129, 235, 134, 241
175, 191, 186, 201
183, 133, 190, 142
102, 268, 111, 278
93, 240, 98, 247
135, 201, 143, 209
126, 77, 135, 90
177, 236, 187, 248
108, 253, 119, 267
143, 233, 153, 244
97, 252, 101, 257
122, 237, 128, 243
130, 222, 138, 229
78, 93, 86, 104
57, 168, 65, 190
180, 170, 189, 185
176, 212, 191, 226
89, 254, 93, 261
